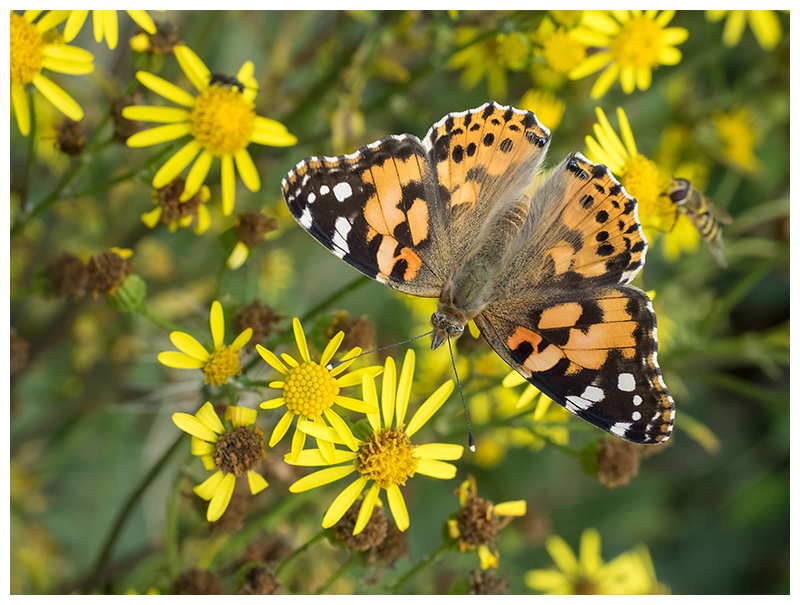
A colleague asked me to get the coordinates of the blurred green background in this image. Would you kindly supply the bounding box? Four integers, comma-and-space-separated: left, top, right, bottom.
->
10, 10, 790, 594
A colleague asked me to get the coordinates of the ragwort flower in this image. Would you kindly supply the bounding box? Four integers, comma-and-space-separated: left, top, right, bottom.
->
158, 300, 252, 386
287, 350, 463, 534
10, 10, 94, 136
172, 402, 268, 522
123, 44, 297, 216
706, 10, 784, 51
142, 178, 211, 235
525, 528, 667, 594
446, 474, 526, 570
62, 10, 158, 50
569, 10, 688, 98
257, 318, 381, 462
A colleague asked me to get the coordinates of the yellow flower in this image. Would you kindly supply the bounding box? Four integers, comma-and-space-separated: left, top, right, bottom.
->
525, 528, 666, 594
10, 10, 94, 136
257, 318, 381, 462
446, 474, 526, 570
158, 300, 252, 386
713, 106, 762, 174
519, 88, 565, 131
141, 179, 211, 235
123, 44, 297, 216
447, 26, 510, 99
62, 10, 158, 50
584, 107, 669, 240
287, 350, 463, 534
172, 402, 268, 522
569, 10, 688, 98
534, 18, 586, 76
706, 10, 784, 51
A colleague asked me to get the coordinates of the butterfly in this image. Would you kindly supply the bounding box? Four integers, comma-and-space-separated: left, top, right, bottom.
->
281, 102, 674, 444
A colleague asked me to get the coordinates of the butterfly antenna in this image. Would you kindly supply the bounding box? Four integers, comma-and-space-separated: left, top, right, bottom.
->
447, 335, 475, 452
326, 330, 434, 370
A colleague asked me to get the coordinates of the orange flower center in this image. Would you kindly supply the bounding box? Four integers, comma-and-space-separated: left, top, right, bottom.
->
203, 345, 242, 386
356, 428, 418, 489
282, 362, 339, 418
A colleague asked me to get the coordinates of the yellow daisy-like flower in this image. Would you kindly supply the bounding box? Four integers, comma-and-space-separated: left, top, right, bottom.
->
10, 10, 94, 136
525, 528, 665, 595
706, 10, 783, 51
123, 44, 297, 216
534, 18, 586, 76
172, 402, 268, 522
62, 10, 158, 50
287, 349, 464, 534
446, 474, 526, 570
584, 107, 669, 237
257, 318, 381, 462
158, 300, 252, 386
712, 106, 762, 174
502, 371, 554, 415
569, 10, 688, 98
519, 88, 565, 132
447, 26, 510, 99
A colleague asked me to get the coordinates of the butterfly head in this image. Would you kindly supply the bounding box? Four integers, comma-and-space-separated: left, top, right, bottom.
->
430, 310, 465, 350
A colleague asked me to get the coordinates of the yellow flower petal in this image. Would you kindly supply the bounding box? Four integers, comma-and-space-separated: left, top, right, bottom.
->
179, 149, 213, 201
209, 301, 224, 349
169, 330, 209, 362
289, 465, 356, 493
63, 11, 89, 41
269, 410, 295, 447
221, 154, 236, 216
122, 105, 191, 124
405, 380, 454, 437
354, 484, 381, 535
297, 420, 347, 446
322, 476, 368, 528
250, 128, 298, 147
324, 408, 357, 451
158, 351, 206, 369
175, 44, 211, 93
40, 57, 94, 76
172, 412, 218, 442
292, 317, 311, 363
248, 470, 268, 495
195, 401, 225, 434
395, 349, 414, 427
11, 83, 30, 136
227, 241, 249, 271
135, 71, 197, 107
289, 448, 357, 466
386, 484, 409, 531
206, 472, 236, 521
127, 123, 193, 149
290, 422, 307, 462
191, 436, 215, 456
319, 331, 344, 368
259, 397, 285, 410
230, 328, 252, 352
234, 149, 260, 192
413, 443, 464, 461
579, 528, 603, 574
127, 10, 157, 34
495, 500, 527, 517
381, 356, 397, 429
546, 534, 579, 574
225, 405, 256, 428
616, 107, 638, 157
257, 344, 289, 375
362, 371, 382, 433
31, 74, 83, 121
193, 469, 225, 500
415, 458, 457, 479
100, 10, 118, 49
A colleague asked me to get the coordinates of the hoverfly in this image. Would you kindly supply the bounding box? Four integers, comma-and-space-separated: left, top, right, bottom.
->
664, 178, 732, 268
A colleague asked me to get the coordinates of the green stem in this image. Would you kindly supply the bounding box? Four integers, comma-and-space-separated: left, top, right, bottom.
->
390, 540, 451, 594
314, 553, 361, 595
85, 432, 185, 591
274, 530, 327, 580
135, 305, 185, 333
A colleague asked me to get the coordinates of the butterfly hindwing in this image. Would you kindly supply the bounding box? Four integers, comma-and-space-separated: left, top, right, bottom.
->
282, 134, 446, 297
477, 286, 674, 443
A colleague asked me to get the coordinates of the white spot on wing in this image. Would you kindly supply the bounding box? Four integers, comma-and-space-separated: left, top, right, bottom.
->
632, 411, 642, 421
633, 395, 642, 406
618, 373, 636, 392
333, 182, 352, 201
299, 207, 313, 229
331, 217, 351, 259
566, 395, 593, 411
320, 185, 330, 195
307, 192, 316, 204
580, 386, 605, 402
609, 421, 632, 437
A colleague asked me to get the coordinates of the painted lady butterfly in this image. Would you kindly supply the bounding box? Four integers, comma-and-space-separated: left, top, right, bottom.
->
282, 102, 674, 444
